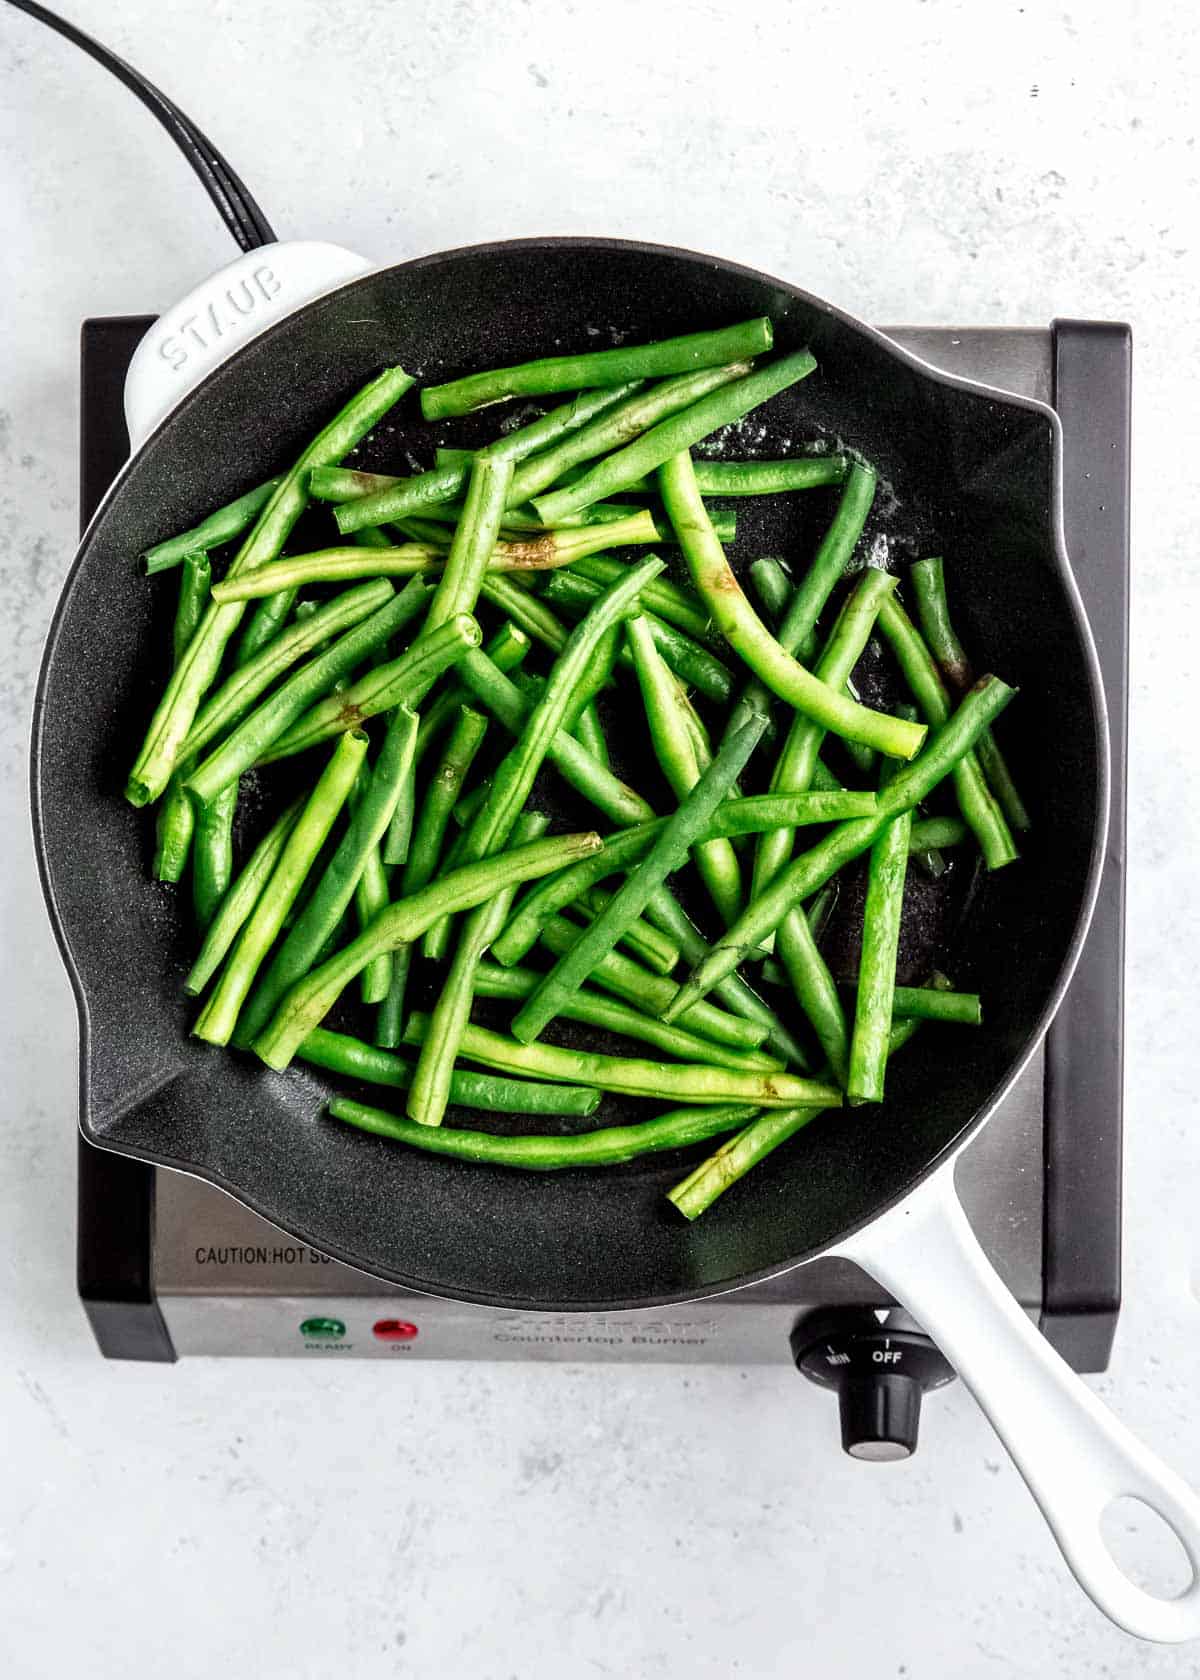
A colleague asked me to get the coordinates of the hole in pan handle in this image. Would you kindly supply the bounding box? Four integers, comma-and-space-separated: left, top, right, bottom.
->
123, 241, 373, 452
832, 1165, 1200, 1643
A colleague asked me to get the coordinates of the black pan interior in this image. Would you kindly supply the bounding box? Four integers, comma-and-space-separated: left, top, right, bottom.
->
32, 239, 1105, 1308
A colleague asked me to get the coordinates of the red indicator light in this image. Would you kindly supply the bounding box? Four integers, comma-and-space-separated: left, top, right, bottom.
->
373, 1319, 419, 1342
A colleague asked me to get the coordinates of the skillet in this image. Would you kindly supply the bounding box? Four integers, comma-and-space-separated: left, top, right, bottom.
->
35, 236, 1099, 1310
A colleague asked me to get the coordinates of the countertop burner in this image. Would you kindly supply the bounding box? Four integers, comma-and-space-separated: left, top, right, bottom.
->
76, 317, 1128, 1444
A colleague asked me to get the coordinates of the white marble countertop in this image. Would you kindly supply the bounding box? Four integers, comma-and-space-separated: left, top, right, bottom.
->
3, 1, 1199, 1674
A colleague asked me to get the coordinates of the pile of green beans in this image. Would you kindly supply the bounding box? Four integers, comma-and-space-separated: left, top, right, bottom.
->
127, 319, 1022, 1220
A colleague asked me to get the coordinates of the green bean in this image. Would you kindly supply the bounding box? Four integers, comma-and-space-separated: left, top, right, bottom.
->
536, 916, 768, 1053
720, 790, 886, 829
181, 580, 396, 762
843, 739, 880, 777
660, 452, 924, 761
668, 1021, 922, 1219
383, 703, 492, 1039
153, 554, 212, 882
142, 477, 284, 574
634, 890, 810, 1069
192, 779, 238, 931
457, 648, 656, 827
662, 677, 1017, 1019
777, 463, 879, 658
403, 1013, 834, 1108
472, 961, 780, 1073
479, 574, 570, 653
555, 630, 618, 778
511, 716, 765, 1043
564, 623, 621, 730
541, 571, 735, 706
418, 844, 470, 961
154, 783, 195, 884
197, 546, 426, 599
909, 816, 969, 851
421, 320, 773, 421
508, 510, 696, 555
408, 814, 549, 1127
298, 1028, 601, 1115
339, 486, 655, 537
411, 623, 530, 774
424, 451, 515, 631
567, 554, 713, 644
333, 461, 466, 527
672, 672, 712, 768
229, 709, 418, 1043
334, 386, 642, 532
408, 708, 490, 891
462, 560, 664, 866
172, 551, 211, 663
576, 887, 678, 974
127, 366, 414, 806
691, 457, 849, 494
254, 831, 603, 1068
210, 512, 664, 603
381, 744, 416, 869
877, 593, 1018, 868
507, 364, 754, 505
752, 568, 900, 913
374, 961, 409, 1050
233, 585, 301, 667
532, 351, 813, 522
720, 460, 878, 751
195, 730, 369, 1045
904, 554, 979, 695
521, 500, 734, 536
627, 614, 743, 926
775, 902, 848, 1086
363, 493, 655, 534
547, 499, 696, 534
354, 524, 394, 549
184, 799, 304, 996
811, 759, 845, 793
492, 791, 877, 970
490, 821, 688, 967
628, 617, 735, 706
330, 1095, 751, 1169
557, 457, 847, 498
256, 609, 479, 768
182, 584, 424, 801
353, 811, 393, 1005
394, 516, 450, 547
909, 556, 1031, 832
749, 557, 792, 623
892, 983, 981, 1024
452, 782, 490, 831
573, 702, 608, 766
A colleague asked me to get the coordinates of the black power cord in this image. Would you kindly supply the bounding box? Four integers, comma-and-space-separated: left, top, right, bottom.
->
6, 0, 276, 252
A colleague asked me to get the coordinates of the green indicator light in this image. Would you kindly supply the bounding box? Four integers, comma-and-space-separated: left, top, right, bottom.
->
300, 1316, 346, 1339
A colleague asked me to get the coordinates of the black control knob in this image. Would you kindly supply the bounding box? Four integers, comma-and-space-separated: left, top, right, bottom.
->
791, 1308, 956, 1461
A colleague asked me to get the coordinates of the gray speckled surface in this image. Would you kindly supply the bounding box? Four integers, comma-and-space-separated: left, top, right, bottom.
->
2, 2, 1198, 1674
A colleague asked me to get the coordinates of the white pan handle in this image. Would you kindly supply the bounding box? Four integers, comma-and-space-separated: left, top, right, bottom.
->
834, 1166, 1200, 1642
123, 240, 372, 451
